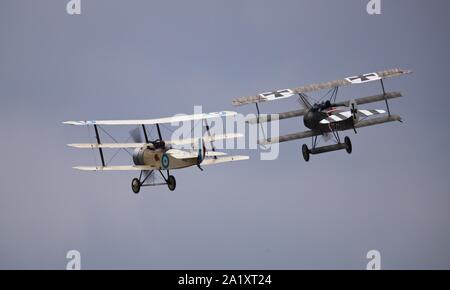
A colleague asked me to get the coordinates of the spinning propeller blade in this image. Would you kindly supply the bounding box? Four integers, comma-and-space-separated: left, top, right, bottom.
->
130, 127, 143, 143
349, 100, 358, 120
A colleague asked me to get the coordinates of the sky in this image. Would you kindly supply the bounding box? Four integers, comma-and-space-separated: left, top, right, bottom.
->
1, 0, 450, 269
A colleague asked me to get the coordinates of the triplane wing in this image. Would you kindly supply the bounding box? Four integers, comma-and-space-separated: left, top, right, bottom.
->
259, 115, 402, 145
245, 91, 402, 124
232, 68, 411, 106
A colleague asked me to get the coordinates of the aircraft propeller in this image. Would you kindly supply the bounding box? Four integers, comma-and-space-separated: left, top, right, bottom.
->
130, 127, 143, 143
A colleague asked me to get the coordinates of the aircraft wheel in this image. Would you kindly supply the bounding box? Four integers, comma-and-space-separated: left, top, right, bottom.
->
344, 136, 352, 154
302, 144, 310, 162
131, 178, 141, 194
167, 175, 176, 191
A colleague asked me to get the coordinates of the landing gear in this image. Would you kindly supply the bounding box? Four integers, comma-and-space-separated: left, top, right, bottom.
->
131, 170, 177, 193
167, 175, 176, 191
131, 178, 141, 194
302, 134, 352, 162
302, 144, 310, 162
344, 136, 352, 154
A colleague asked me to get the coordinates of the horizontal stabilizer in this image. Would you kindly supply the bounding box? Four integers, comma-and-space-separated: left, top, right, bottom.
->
167, 149, 227, 159
201, 155, 249, 166
205, 152, 227, 157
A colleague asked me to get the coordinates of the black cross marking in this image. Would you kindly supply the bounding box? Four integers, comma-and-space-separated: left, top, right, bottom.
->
348, 73, 377, 83
262, 89, 292, 98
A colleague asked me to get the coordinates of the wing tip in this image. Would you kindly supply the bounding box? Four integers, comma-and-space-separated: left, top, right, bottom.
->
72, 166, 100, 171
235, 155, 250, 161
231, 99, 245, 106
202, 155, 250, 166
397, 68, 413, 74
63, 121, 92, 126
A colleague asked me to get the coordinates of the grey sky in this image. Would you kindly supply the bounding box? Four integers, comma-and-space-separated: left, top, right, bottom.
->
1, 0, 450, 269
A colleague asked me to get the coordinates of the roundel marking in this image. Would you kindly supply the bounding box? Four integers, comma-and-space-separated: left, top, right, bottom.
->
161, 153, 170, 169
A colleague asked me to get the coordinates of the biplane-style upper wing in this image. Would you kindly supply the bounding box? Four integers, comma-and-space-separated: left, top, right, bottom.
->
259, 115, 402, 145
232, 68, 411, 106
63, 111, 237, 126
245, 91, 402, 124
67, 133, 244, 149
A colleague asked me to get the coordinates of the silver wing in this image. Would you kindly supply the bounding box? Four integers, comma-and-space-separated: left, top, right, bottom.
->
232, 68, 411, 106
246, 92, 402, 124
259, 115, 402, 145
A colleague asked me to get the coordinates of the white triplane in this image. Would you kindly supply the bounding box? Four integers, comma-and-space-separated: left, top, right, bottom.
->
64, 111, 248, 193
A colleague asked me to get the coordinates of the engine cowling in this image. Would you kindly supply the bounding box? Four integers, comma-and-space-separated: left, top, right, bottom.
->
133, 147, 147, 165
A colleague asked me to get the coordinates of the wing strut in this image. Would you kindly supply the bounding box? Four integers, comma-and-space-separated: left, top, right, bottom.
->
255, 103, 268, 148
380, 79, 391, 116
203, 119, 217, 159
142, 125, 149, 143
156, 124, 163, 140
93, 125, 106, 167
